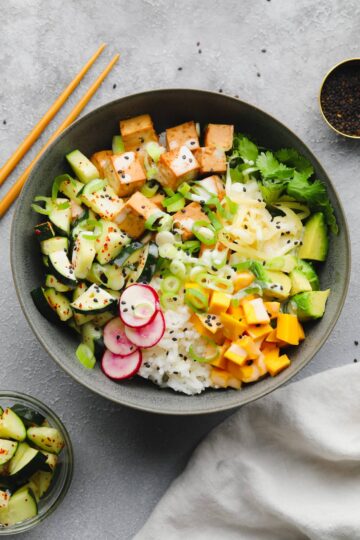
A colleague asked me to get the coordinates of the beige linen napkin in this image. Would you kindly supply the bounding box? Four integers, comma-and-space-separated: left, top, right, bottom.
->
135, 363, 360, 540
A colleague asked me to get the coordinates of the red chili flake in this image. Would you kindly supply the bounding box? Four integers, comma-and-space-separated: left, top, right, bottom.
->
34, 229, 41, 235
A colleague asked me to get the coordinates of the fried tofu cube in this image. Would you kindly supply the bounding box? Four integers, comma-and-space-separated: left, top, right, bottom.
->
173, 202, 209, 240
266, 353, 291, 377
220, 313, 247, 341
276, 314, 300, 346
166, 121, 200, 151
197, 175, 225, 200
193, 147, 226, 175
209, 291, 231, 315
113, 191, 159, 238
158, 145, 200, 190
119, 114, 158, 152
91, 150, 113, 179
204, 123, 234, 151
104, 152, 146, 197
243, 298, 270, 325
149, 193, 165, 209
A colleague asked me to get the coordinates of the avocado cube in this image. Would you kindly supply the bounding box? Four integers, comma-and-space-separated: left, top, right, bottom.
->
298, 212, 328, 262
289, 290, 330, 321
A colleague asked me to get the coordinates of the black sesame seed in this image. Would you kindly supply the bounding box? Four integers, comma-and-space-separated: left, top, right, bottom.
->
355, 341, 359, 346
219, 88, 223, 93
172, 337, 177, 341
113, 83, 117, 89
216, 322, 221, 326
93, 298, 98, 303
182, 155, 186, 160
123, 308, 128, 312
178, 67, 183, 71
257, 73, 261, 78
354, 358, 358, 363
3, 120, 6, 125
261, 48, 267, 53
169, 330, 174, 334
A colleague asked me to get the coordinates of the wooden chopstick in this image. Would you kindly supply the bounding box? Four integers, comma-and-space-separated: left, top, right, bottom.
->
0, 44, 107, 187
0, 54, 120, 218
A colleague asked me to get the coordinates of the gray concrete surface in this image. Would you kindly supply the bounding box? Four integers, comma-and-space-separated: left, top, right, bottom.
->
0, 0, 358, 538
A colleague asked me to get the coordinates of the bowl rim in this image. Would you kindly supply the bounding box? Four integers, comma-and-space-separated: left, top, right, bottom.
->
318, 57, 360, 139
0, 390, 73, 534
11, 88, 351, 415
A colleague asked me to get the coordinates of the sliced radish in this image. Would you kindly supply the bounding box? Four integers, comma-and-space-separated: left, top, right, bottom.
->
104, 317, 138, 356
119, 284, 159, 328
125, 310, 165, 349
101, 349, 142, 380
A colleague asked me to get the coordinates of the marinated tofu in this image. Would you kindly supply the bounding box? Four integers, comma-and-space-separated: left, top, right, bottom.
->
90, 150, 113, 179
204, 123, 234, 151
166, 121, 200, 151
194, 147, 227, 175
104, 152, 146, 197
114, 191, 159, 238
158, 145, 199, 190
149, 193, 165, 209
120, 114, 158, 152
173, 201, 210, 240
197, 175, 225, 200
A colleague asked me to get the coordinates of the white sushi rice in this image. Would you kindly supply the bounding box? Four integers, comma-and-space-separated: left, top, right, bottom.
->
139, 304, 212, 395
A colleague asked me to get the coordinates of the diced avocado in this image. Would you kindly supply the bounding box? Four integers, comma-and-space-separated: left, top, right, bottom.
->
289, 290, 330, 321
296, 260, 320, 290
290, 269, 312, 295
66, 150, 99, 184
298, 212, 328, 262
264, 271, 292, 300
265, 255, 297, 273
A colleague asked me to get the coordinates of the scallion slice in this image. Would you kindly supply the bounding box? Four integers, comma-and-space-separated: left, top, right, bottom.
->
83, 179, 107, 195
141, 181, 159, 198
192, 221, 217, 246
145, 212, 173, 232
189, 338, 219, 363
76, 343, 96, 369
161, 274, 182, 295
185, 287, 208, 312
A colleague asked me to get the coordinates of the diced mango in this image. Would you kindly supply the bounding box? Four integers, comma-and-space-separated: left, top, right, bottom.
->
243, 298, 270, 325
262, 344, 280, 362
255, 354, 268, 377
209, 291, 231, 315
238, 294, 257, 306
265, 353, 291, 376
246, 324, 273, 340
195, 313, 223, 334
239, 362, 262, 383
224, 342, 248, 366
227, 376, 242, 390
189, 314, 224, 345
276, 314, 299, 346
297, 320, 305, 341
227, 303, 244, 320
220, 313, 247, 341
233, 272, 255, 292
210, 367, 229, 388
237, 336, 260, 360
264, 301, 281, 319
211, 340, 231, 369
227, 360, 243, 380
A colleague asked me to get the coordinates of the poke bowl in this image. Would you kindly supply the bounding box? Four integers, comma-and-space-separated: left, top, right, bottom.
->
11, 89, 350, 415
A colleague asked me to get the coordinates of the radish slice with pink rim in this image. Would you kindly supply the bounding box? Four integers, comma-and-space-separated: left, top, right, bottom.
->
119, 284, 160, 328
104, 317, 138, 356
125, 310, 165, 349
101, 349, 142, 380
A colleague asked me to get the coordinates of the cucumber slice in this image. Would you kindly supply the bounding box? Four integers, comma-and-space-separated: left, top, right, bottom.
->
45, 274, 73, 293
34, 222, 55, 242
46, 198, 71, 236
8, 442, 48, 480
81, 322, 105, 360
137, 242, 158, 284
0, 490, 10, 510
71, 284, 116, 315
44, 289, 73, 322
40, 236, 68, 255
80, 185, 124, 221
96, 220, 130, 265
28, 470, 53, 501
48, 251, 77, 287
11, 405, 45, 427
0, 440, 18, 466
113, 241, 143, 267
0, 409, 26, 441
72, 283, 95, 326
31, 287, 60, 324
0, 487, 38, 526
40, 451, 58, 471
66, 150, 99, 184
59, 176, 84, 204
91, 311, 114, 327
72, 233, 96, 279
27, 427, 64, 455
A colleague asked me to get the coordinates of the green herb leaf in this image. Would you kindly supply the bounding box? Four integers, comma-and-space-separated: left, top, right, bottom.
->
275, 148, 314, 178
256, 151, 294, 179
238, 136, 259, 164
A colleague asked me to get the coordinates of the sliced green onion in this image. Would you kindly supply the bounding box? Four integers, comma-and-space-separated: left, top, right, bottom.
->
156, 231, 175, 246
163, 193, 185, 213
160, 291, 179, 310
192, 221, 217, 246
189, 266, 206, 281
76, 343, 96, 369
189, 338, 219, 363
112, 135, 125, 154
161, 274, 182, 294
205, 208, 222, 231
146, 166, 158, 180
145, 212, 173, 232
211, 249, 228, 269
31, 203, 50, 216
34, 196, 50, 203
78, 219, 103, 240
163, 187, 175, 197
56, 200, 70, 210
194, 272, 234, 293
146, 141, 165, 163
52, 174, 73, 200
83, 179, 107, 195
177, 183, 191, 197
169, 260, 186, 279
158, 243, 178, 259
175, 240, 201, 254
184, 287, 208, 312
141, 181, 159, 198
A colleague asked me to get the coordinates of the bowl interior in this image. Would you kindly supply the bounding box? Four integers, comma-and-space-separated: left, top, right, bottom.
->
11, 90, 350, 414
0, 392, 73, 534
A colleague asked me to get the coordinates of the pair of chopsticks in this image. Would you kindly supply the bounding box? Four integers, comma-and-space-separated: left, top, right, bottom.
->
0, 44, 119, 217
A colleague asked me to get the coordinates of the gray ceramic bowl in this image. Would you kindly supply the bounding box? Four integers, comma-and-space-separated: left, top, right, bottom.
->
11, 89, 350, 415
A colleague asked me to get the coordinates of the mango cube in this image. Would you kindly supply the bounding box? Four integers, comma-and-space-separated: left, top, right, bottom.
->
227, 376, 241, 390
227, 303, 244, 320
297, 320, 305, 341
220, 313, 247, 341
276, 314, 299, 345
237, 335, 260, 360
246, 324, 273, 340
264, 301, 281, 319
224, 342, 248, 366
209, 291, 231, 315
233, 272, 255, 292
243, 298, 270, 325
211, 340, 231, 369
265, 353, 291, 376
210, 367, 229, 388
